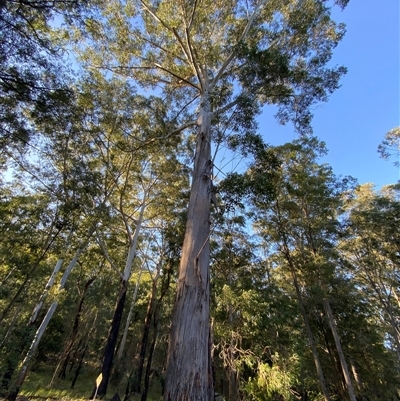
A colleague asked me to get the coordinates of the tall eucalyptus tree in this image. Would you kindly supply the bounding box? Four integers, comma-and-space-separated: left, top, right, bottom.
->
344, 184, 400, 361
248, 138, 357, 400
72, 0, 349, 398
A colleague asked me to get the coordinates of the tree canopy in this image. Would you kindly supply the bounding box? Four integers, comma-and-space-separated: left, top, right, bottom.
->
1, 1, 400, 401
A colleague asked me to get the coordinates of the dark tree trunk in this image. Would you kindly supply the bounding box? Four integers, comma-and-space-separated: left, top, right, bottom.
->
71, 313, 98, 389
91, 280, 127, 399
140, 318, 157, 401
58, 276, 96, 380
71, 342, 89, 389
131, 290, 155, 393
130, 280, 157, 394
141, 269, 171, 401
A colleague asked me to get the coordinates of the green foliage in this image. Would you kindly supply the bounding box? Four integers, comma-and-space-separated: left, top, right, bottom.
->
378, 126, 400, 167
245, 353, 300, 401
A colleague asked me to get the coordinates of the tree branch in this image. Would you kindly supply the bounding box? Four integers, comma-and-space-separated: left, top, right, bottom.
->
154, 63, 200, 90
210, 0, 268, 89
95, 228, 124, 280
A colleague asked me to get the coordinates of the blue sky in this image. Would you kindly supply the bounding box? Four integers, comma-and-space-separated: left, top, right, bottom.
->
259, 0, 399, 189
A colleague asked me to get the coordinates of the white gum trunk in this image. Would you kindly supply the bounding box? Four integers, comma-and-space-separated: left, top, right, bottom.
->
164, 98, 214, 401
59, 249, 83, 290
323, 298, 357, 401
10, 302, 58, 399
8, 240, 88, 400
123, 198, 146, 282
29, 259, 63, 324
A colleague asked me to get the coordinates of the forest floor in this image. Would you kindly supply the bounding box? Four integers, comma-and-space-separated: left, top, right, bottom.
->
0, 366, 159, 401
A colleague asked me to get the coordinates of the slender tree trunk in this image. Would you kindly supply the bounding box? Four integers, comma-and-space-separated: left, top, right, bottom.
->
318, 313, 347, 400
227, 242, 239, 401
70, 342, 89, 390
6, 302, 58, 401
289, 269, 331, 401
29, 259, 63, 325
90, 280, 128, 399
116, 265, 143, 365
0, 227, 62, 324
141, 300, 162, 401
51, 276, 96, 383
71, 312, 98, 389
349, 358, 367, 401
0, 303, 23, 350
131, 276, 158, 394
141, 266, 171, 401
164, 99, 214, 401
92, 199, 146, 398
6, 240, 87, 400
323, 299, 357, 401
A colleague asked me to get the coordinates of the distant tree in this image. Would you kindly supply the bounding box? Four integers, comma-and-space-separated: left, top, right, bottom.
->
378, 127, 400, 168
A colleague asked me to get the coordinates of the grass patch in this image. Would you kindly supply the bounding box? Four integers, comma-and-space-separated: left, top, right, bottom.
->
15, 366, 161, 401
19, 366, 94, 400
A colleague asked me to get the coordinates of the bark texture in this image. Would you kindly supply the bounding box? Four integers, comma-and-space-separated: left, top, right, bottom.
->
164, 103, 214, 401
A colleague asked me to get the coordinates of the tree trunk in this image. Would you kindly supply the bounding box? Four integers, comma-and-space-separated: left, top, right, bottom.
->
0, 303, 23, 350
52, 276, 96, 383
116, 265, 143, 365
0, 227, 62, 324
92, 198, 146, 398
6, 242, 85, 400
277, 202, 331, 401
141, 265, 171, 401
323, 298, 357, 401
349, 359, 364, 399
29, 259, 63, 325
164, 100, 214, 401
130, 275, 158, 394
71, 312, 98, 389
140, 305, 159, 401
7, 302, 58, 401
289, 269, 331, 401
90, 280, 128, 399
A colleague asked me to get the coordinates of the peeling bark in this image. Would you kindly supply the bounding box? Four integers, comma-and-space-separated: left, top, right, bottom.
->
164, 102, 214, 401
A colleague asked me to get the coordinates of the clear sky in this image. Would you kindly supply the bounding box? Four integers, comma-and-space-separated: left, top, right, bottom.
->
259, 0, 400, 189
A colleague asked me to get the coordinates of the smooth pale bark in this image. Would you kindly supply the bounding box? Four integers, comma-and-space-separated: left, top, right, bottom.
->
164, 100, 213, 401
323, 299, 357, 401
92, 199, 146, 398
349, 359, 364, 398
6, 240, 87, 400
7, 302, 58, 401
29, 259, 63, 324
